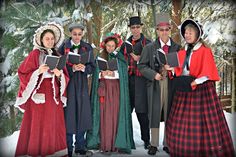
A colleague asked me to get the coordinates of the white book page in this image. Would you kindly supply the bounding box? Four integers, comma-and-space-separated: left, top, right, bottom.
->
158, 48, 166, 55
125, 40, 132, 45
97, 56, 107, 62
68, 51, 80, 56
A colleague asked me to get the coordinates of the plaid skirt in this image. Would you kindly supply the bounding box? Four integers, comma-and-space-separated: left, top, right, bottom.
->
166, 81, 235, 157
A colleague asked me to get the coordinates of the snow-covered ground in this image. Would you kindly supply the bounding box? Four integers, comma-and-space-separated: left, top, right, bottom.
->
0, 111, 235, 157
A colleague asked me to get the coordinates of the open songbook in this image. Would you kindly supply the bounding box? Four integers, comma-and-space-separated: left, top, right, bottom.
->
157, 48, 179, 67
124, 40, 143, 55
96, 57, 118, 71
68, 52, 90, 65
44, 54, 67, 70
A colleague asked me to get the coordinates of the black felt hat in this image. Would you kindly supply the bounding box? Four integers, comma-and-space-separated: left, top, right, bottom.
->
128, 16, 143, 27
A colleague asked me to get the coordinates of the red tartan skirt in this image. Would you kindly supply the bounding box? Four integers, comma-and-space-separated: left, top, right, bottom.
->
166, 81, 235, 157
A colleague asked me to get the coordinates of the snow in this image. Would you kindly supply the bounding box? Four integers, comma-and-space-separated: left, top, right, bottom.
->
71, 9, 82, 21
0, 76, 14, 93
0, 51, 11, 75
83, 13, 93, 21
0, 131, 18, 157
0, 111, 235, 157
0, 47, 20, 75
204, 19, 236, 47
204, 21, 223, 44
48, 16, 71, 25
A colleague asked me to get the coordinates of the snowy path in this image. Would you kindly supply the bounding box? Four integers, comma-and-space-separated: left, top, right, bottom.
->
0, 111, 235, 156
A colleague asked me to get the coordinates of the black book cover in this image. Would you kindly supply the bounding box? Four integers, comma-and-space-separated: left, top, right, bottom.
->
133, 41, 143, 55
166, 52, 179, 67
158, 49, 167, 65
68, 52, 90, 65
124, 41, 133, 54
97, 57, 118, 71
157, 49, 179, 67
80, 52, 90, 64
108, 58, 118, 71
44, 55, 67, 70
57, 54, 67, 70
68, 52, 80, 64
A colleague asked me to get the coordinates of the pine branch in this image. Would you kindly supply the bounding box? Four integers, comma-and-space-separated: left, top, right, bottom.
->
201, 2, 229, 23
10, 3, 41, 24
101, 17, 117, 33
214, 54, 232, 66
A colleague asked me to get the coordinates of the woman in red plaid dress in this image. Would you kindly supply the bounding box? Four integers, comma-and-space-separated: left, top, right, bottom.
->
165, 19, 235, 157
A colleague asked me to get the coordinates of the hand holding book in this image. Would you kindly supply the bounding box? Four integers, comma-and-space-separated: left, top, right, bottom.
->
68, 51, 90, 65
101, 70, 115, 77
97, 57, 118, 71
164, 64, 174, 73
133, 41, 143, 55
52, 68, 62, 77
158, 48, 179, 67
44, 54, 67, 70
125, 41, 133, 54
125, 40, 143, 55
39, 64, 49, 74
73, 64, 85, 72
130, 53, 140, 61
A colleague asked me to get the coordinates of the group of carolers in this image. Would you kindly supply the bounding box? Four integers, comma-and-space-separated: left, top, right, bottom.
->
14, 12, 235, 157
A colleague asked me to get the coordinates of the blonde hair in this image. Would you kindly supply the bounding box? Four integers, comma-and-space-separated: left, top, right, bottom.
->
180, 38, 210, 50
185, 24, 199, 38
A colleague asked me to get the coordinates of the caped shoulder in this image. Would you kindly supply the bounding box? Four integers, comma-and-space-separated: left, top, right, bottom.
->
80, 40, 93, 49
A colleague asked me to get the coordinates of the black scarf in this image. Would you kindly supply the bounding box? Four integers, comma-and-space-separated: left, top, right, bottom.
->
183, 44, 194, 70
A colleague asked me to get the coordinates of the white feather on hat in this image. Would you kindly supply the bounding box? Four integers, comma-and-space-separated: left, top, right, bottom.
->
33, 22, 64, 50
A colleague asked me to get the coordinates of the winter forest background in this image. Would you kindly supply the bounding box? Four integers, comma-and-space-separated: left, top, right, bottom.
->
0, 0, 235, 144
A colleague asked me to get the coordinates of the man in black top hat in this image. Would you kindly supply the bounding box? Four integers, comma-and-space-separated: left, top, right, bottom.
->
120, 16, 151, 150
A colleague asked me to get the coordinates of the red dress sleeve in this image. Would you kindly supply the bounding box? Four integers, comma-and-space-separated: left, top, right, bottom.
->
17, 49, 40, 97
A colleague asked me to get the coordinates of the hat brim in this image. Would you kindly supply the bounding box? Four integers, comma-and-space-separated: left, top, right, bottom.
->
128, 23, 143, 27
180, 19, 202, 42
68, 23, 85, 32
33, 22, 64, 49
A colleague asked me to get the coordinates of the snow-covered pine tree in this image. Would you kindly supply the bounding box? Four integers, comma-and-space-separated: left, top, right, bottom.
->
0, 0, 71, 137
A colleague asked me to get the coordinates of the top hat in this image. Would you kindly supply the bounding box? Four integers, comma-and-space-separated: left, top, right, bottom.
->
128, 16, 143, 27
156, 13, 171, 27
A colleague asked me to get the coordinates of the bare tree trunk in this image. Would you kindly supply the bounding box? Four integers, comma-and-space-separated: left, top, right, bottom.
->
90, 0, 102, 54
85, 0, 102, 95
85, 4, 93, 45
151, 0, 157, 38
232, 54, 236, 112
171, 0, 182, 45
1, 0, 5, 10
10, 105, 16, 133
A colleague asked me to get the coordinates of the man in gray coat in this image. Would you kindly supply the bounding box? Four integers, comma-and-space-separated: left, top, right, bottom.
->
138, 13, 180, 155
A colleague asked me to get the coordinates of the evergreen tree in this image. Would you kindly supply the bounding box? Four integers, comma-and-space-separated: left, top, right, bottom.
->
0, 1, 72, 137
